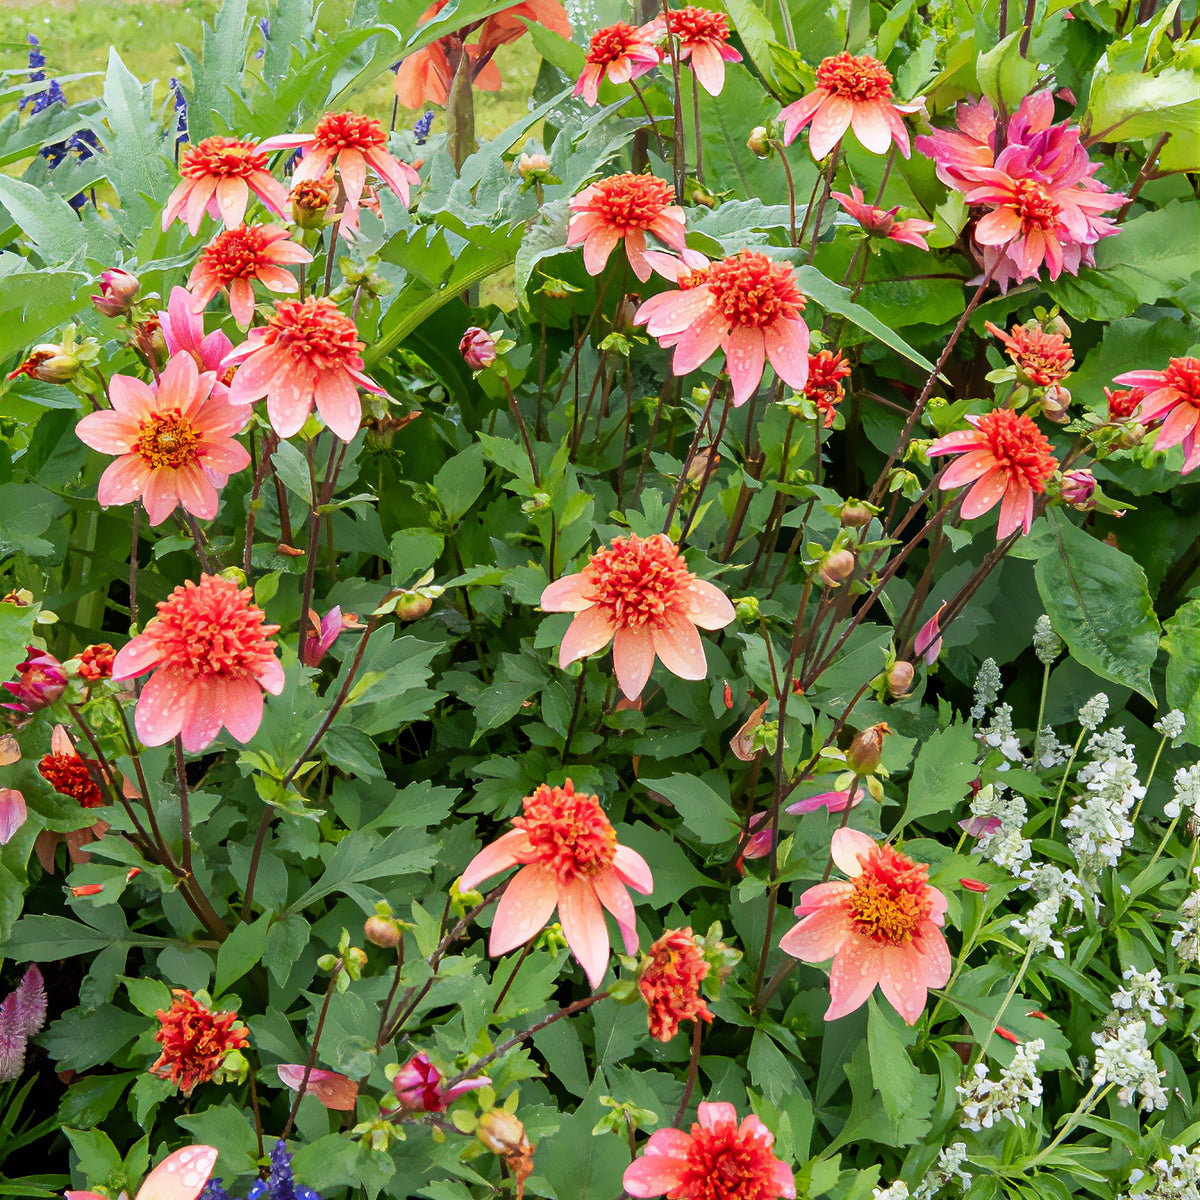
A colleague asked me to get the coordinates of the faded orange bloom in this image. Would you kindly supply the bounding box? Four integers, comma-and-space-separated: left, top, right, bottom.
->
151, 989, 249, 1094
804, 348, 852, 428
567, 173, 686, 282
984, 320, 1074, 387
186, 224, 312, 329
77, 643, 116, 681
639, 928, 712, 1041
162, 136, 289, 235
574, 22, 661, 107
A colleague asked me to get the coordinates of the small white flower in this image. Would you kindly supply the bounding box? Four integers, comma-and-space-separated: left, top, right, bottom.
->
1013, 894, 1066, 958
1154, 709, 1186, 740
957, 1039, 1044, 1131
1079, 692, 1109, 731
1164, 765, 1200, 822
1092, 1020, 1167, 1110
872, 1184, 911, 1200
972, 658, 1002, 721
1171, 886, 1200, 965
1112, 967, 1178, 1028
1033, 615, 1063, 666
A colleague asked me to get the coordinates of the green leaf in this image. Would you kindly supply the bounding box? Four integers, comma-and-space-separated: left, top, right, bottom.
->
1088, 66, 1200, 143
122, 976, 172, 1018
891, 721, 977, 837
41, 1006, 145, 1072
101, 49, 174, 212
433, 444, 486, 520
0, 178, 86, 263
976, 31, 1039, 113
1163, 598, 1200, 746
722, 0, 778, 86
390, 529, 444, 580
264, 913, 310, 986
866, 998, 919, 1123
1035, 514, 1160, 702
647, 774, 739, 843
178, 0, 250, 142
63, 1128, 123, 1181
289, 828, 438, 911
749, 1028, 798, 1105
214, 912, 272, 996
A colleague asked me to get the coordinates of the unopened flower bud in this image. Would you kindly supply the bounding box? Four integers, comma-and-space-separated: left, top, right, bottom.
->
395, 592, 433, 622
733, 595, 759, 621
1118, 423, 1147, 449
133, 317, 167, 370
846, 722, 890, 775
3, 647, 67, 714
1061, 468, 1096, 510
518, 152, 551, 180
460, 327, 497, 371
886, 661, 914, 698
1047, 314, 1071, 339
364, 915, 402, 948
747, 126, 773, 158
687, 182, 716, 209
345, 947, 368, 974
477, 1109, 529, 1157
1040, 383, 1071, 423
90, 268, 140, 318
839, 500, 875, 529
819, 549, 855, 587
6, 344, 80, 385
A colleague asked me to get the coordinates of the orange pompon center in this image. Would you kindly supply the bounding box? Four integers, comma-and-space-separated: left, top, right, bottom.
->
197, 226, 278, 283
707, 252, 806, 329
589, 173, 675, 232
265, 297, 363, 369
674, 1116, 784, 1199
180, 136, 269, 180
586, 22, 643, 66
987, 322, 1073, 386
583, 533, 696, 630
147, 574, 280, 682
1009, 179, 1061, 232
151, 989, 249, 1094
669, 7, 732, 44
38, 752, 104, 808
639, 928, 712, 1041
847, 843, 934, 945
976, 408, 1058, 491
135, 410, 201, 471
313, 110, 387, 150
515, 780, 617, 881
816, 52, 894, 102
1163, 356, 1200, 407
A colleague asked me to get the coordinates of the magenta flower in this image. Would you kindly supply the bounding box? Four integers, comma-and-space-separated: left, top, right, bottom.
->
0, 966, 46, 1081
914, 602, 945, 665
301, 606, 353, 667
391, 1052, 490, 1111
786, 789, 860, 815
831, 185, 935, 249
91, 268, 140, 318
3, 647, 66, 714
159, 286, 234, 375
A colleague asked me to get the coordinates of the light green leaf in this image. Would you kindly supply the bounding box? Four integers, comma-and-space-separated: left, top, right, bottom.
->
1163, 598, 1200, 746
214, 912, 272, 996
648, 774, 738, 843
0, 178, 86, 263
1088, 66, 1200, 143
867, 998, 920, 1123
892, 721, 977, 836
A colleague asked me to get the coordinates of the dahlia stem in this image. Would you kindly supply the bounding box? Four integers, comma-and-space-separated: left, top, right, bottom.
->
673, 1021, 704, 1125
243, 431, 280, 578
628, 79, 668, 162
502, 377, 540, 485
691, 68, 703, 183
174, 734, 193, 877
322, 187, 346, 297
560, 663, 588, 765
553, 272, 612, 409
178, 512, 215, 575
281, 964, 340, 1140
774, 141, 798, 245
128, 500, 140, 631
795, 163, 827, 248
678, 393, 732, 543
663, 380, 721, 533
492, 938, 537, 1014
661, 0, 687, 202
1132, 729, 1171, 824
1117, 133, 1170, 220
373, 938, 407, 1054
805, 148, 839, 264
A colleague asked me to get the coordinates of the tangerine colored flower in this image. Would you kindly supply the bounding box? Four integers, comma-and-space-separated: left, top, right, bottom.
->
635, 250, 810, 406
567, 173, 686, 282
459, 779, 654, 987
780, 52, 917, 160
574, 22, 662, 107
804, 348, 852, 428
1105, 385, 1143, 422
779, 827, 950, 1024
984, 320, 1073, 387
623, 1102, 796, 1199
639, 927, 712, 1041
77, 642, 116, 681
223, 296, 386, 441
186, 224, 312, 329
540, 533, 735, 701
151, 989, 249, 1095
162, 135, 289, 235
831, 185, 935, 249
928, 408, 1057, 537
39, 724, 104, 809
1113, 357, 1200, 474
112, 574, 283, 752
643, 7, 742, 96
75, 352, 251, 526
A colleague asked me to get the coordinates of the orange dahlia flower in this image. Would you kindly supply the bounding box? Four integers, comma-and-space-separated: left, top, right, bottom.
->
574, 22, 662, 107
642, 7, 743, 96
33, 726, 110, 874
639, 927, 712, 1041
804, 348, 852, 428
162, 136, 289, 235
150, 989, 249, 1094
186, 224, 312, 329
567, 173, 686, 282
1114, 356, 1200, 475
984, 320, 1074, 387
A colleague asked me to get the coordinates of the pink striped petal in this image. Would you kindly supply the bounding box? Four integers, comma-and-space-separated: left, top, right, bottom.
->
489, 864, 558, 955
682, 579, 735, 629
725, 324, 766, 406
540, 573, 592, 612
592, 868, 638, 953
877, 941, 928, 1024
97, 455, 151, 508
831, 827, 874, 877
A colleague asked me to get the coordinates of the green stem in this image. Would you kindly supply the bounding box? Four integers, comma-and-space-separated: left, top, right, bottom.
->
1131, 730, 1169, 824
1026, 1082, 1111, 1168
974, 942, 1035, 1064
1051, 729, 1088, 837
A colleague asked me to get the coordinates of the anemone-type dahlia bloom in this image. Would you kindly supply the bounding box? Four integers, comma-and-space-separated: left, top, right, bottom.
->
77, 642, 116, 682
541, 533, 735, 700
151, 989, 249, 1094
928, 408, 1058, 538
574, 22, 662, 107
567, 173, 687, 282
831, 185, 935, 250
3, 647, 66, 714
804, 348, 852, 428
223, 296, 386, 441
34, 725, 110, 873
635, 250, 810, 406
623, 1102, 796, 1199
162, 136, 289, 234
460, 779, 654, 987
779, 828, 950, 1024
641, 7, 742, 96
639, 927, 712, 1041
112, 574, 284, 752
186, 224, 312, 329
391, 1052, 490, 1111
75, 352, 251, 526
1114, 357, 1200, 474
780, 52, 917, 160
260, 112, 420, 228
159, 287, 234, 377
984, 320, 1073, 387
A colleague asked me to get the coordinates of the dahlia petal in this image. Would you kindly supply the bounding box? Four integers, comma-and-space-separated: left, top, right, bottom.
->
792, 880, 855, 914
250, 173, 292, 217
162, 177, 194, 231
172, 463, 219, 521
623, 1156, 688, 1197
215, 176, 249, 228
725, 324, 766, 407
697, 1101, 738, 1129
624, 230, 652, 283
540, 573, 592, 612
489, 863, 558, 955
364, 148, 417, 204
927, 887, 949, 927
592, 868, 638, 953
75, 410, 141, 454
779, 904, 854, 962
582, 225, 622, 277
669, 308, 727, 374
338, 149, 368, 209
107, 372, 157, 418
638, 285, 715, 337
557, 876, 611, 987
184, 176, 218, 235
134, 667, 193, 746
831, 827, 875, 876
112, 634, 164, 681
179, 676, 228, 752
290, 147, 335, 186
265, 240, 312, 265
650, 611, 708, 681
266, 365, 320, 438
763, 317, 811, 392
612, 844, 654, 894
959, 469, 1008, 520
212, 676, 264, 744
141, 469, 181, 526
884, 107, 912, 158
787, 790, 856, 815
878, 941, 928, 1024
690, 42, 725, 96
996, 481, 1034, 538
779, 91, 824, 144
158, 351, 202, 414
612, 626, 655, 700
198, 437, 252, 475
775, 1161, 798, 1198
682, 579, 735, 630
257, 656, 285, 696
559, 607, 617, 667
974, 208, 1023, 245
927, 429, 986, 456
1153, 400, 1198, 450
313, 368, 363, 442
94, 457, 149, 512
642, 1128, 693, 1158
0, 789, 26, 846
916, 923, 952, 987
460, 829, 530, 891
227, 345, 287, 402
850, 100, 893, 155
938, 448, 995, 490
826, 935, 885, 1021
808, 95, 853, 160
229, 277, 256, 328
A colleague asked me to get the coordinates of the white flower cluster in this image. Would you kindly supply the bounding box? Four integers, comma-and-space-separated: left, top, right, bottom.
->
1062, 733, 1144, 873
972, 658, 1002, 721
1036, 725, 1071, 769
1033, 615, 1063, 666
1013, 894, 1066, 958
1171, 881, 1200, 965
1123, 1144, 1200, 1200
1079, 692, 1110, 731
872, 1145, 973, 1200
873, 1184, 911, 1200
957, 1039, 1045, 1130
1113, 967, 1179, 1028
1020, 860, 1089, 913
1154, 709, 1186, 740
972, 784, 1032, 873
1092, 1020, 1168, 1111
1164, 765, 1200, 822
980, 702, 1023, 764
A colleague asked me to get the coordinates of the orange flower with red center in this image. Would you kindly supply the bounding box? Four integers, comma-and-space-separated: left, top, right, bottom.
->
1105, 385, 1144, 422
77, 642, 116, 681
1114, 356, 1200, 474
162, 136, 289, 235
641, 7, 743, 96
928, 408, 1058, 538
567, 173, 686, 281
984, 320, 1073, 387
574, 22, 662, 106
39, 726, 104, 810
804, 348, 852, 428
112, 574, 283, 753
541, 533, 735, 700
779, 828, 950, 1025
780, 52, 917, 160
460, 779, 654, 987
223, 296, 385, 441
639, 927, 713, 1041
151, 989, 249, 1095
186, 224, 312, 329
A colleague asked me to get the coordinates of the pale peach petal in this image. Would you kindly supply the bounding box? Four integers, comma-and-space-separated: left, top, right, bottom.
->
338, 149, 367, 208
878, 941, 928, 1024
639, 285, 715, 337
774, 1161, 798, 1198
612, 626, 655, 700
267, 363, 319, 438
173, 463, 219, 521
939, 448, 995, 490
215, 176, 249, 228
229, 277, 256, 328
583, 225, 622, 276
184, 175, 218, 235
779, 904, 853, 961
112, 634, 163, 681
682, 579, 735, 629
162, 177, 194, 230
697, 1101, 738, 1128
916, 923, 951, 987
850, 100, 893, 154
199, 438, 251, 476
592, 868, 638, 953
540, 573, 592, 611
134, 666, 192, 745
623, 1155, 689, 1197
960, 469, 1007, 519
725, 323, 766, 406
180, 677, 226, 752
831, 827, 875, 877
363, 147, 417, 203
996, 480, 1034, 538
313, 368, 362, 441
97, 455, 151, 508
826, 935, 884, 1020
107, 372, 156, 418
624, 230, 651, 282
557, 875, 610, 986
219, 676, 266, 743
808, 95, 853, 160
779, 90, 824, 143
650, 611, 707, 681
460, 828, 531, 892
141, 469, 180, 526
763, 317, 811, 392
793, 879, 854, 914
927, 887, 949, 926
255, 265, 301, 293
489, 863, 558, 955
612, 844, 654, 893
974, 207, 1023, 245
257, 656, 285, 695
669, 306, 726, 373
559, 607, 617, 666
228, 345, 287, 403
75, 410, 141, 454
690, 42, 725, 95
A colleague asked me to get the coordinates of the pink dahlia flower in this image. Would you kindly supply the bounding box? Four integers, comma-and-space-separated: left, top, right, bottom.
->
623, 1101, 795, 1199
112, 574, 284, 752
75, 352, 251, 526
459, 779, 653, 987
779, 827, 950, 1024
832, 185, 935, 249
162, 136, 289, 234
574, 22, 661, 107
541, 533, 735, 701
391, 1052, 490, 1111
3, 647, 66, 714
786, 789, 860, 815
567, 173, 686, 281
159, 286, 234, 376
187, 224, 312, 329
642, 7, 743, 96
1114, 356, 1200, 474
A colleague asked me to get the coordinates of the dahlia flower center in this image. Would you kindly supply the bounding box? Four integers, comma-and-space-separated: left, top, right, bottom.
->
1163, 357, 1200, 408
677, 1125, 781, 1200
39, 752, 104, 808
200, 227, 275, 281
181, 137, 268, 180
135, 411, 200, 471
1009, 180, 1060, 231
517, 784, 617, 881
267, 299, 363, 369
591, 174, 674, 231
1106, 386, 1143, 420
587, 23, 640, 66
583, 535, 696, 629
847, 845, 933, 945
977, 408, 1057, 490
816, 52, 894, 102
313, 111, 387, 150
707, 253, 805, 329
670, 7, 731, 43
292, 175, 336, 211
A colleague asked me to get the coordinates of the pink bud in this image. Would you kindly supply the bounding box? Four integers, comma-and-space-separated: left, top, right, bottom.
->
3, 647, 66, 715
914, 603, 945, 665
1062, 468, 1096, 510
393, 1052, 490, 1112
786, 790, 859, 815
518, 152, 552, 180
460, 327, 497, 371
91, 268, 140, 318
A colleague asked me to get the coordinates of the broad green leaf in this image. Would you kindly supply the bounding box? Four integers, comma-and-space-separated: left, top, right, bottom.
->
891, 720, 977, 836
41, 1006, 145, 1072
866, 998, 920, 1123
0, 178, 86, 263
723, 0, 778, 86
1163, 598, 1200, 746
749, 1028, 798, 1105
648, 774, 739, 843
178, 0, 250, 142
63, 1128, 123, 1181
214, 912, 272, 996
1088, 66, 1200, 143
976, 31, 1039, 113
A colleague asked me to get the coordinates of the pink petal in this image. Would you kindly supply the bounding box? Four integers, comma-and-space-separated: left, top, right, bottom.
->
111, 634, 162, 681
173, 463, 219, 521
974, 208, 1023, 245
763, 317, 811, 392
623, 1155, 688, 1197
141, 469, 181, 526
583, 225, 622, 276
134, 667, 193, 746
697, 1101, 738, 1128
558, 876, 610, 987
313, 368, 362, 441
779, 904, 853, 961
779, 91, 824, 144
826, 935, 885, 1020
682, 579, 735, 630
960, 469, 1007, 519
227, 345, 288, 403
690, 43, 725, 96
808, 95, 853, 160
639, 286, 715, 337
0, 789, 26, 845
592, 868, 638, 953
927, 429, 985, 456
612, 843, 654, 894
939, 449, 994, 490
793, 880, 854, 915
460, 829, 529, 892
996, 480, 1033, 538
215, 176, 249, 228
877, 941, 928, 1024
266, 365, 319, 438
199, 438, 251, 475
107, 372, 156, 418
725, 324, 766, 406
916, 923, 951, 986
338, 149, 367, 208
669, 307, 727, 374
179, 677, 226, 753
96, 456, 151, 508
75, 410, 142, 454
139, 1145, 217, 1200
489, 864, 558, 956
850, 100, 893, 154
831, 827, 875, 877
559, 607, 617, 667
540, 573, 592, 612
612, 626, 655, 700
642, 1128, 693, 1158
650, 611, 708, 681
218, 676, 266, 743
184, 175, 218, 235
276, 1065, 359, 1111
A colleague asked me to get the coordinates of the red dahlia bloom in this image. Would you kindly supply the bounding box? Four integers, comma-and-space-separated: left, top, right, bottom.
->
984, 320, 1074, 387
1104, 385, 1143, 422
186, 224, 312, 329
1113, 356, 1200, 474
151, 990, 249, 1095
77, 643, 116, 681
804, 348, 852, 428
390, 1052, 489, 1111
574, 22, 662, 107
567, 173, 687, 282
642, 7, 743, 96
39, 724, 104, 809
162, 136, 289, 235
639, 927, 713, 1041
831, 185, 934, 249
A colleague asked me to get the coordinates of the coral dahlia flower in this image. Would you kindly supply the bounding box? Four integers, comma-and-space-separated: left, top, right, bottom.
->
642, 7, 742, 96
541, 533, 735, 701
567, 173, 686, 282
985, 320, 1073, 387
460, 779, 653, 987
780, 52, 918, 160
639, 927, 712, 1041
832, 185, 935, 249
150, 989, 249, 1094
1114, 357, 1200, 474
186, 224, 312, 329
635, 250, 810, 406
779, 828, 950, 1024
1105, 385, 1143, 422
162, 135, 289, 235
394, 41, 502, 109
966, 170, 1082, 282
75, 352, 251, 526
35, 724, 110, 872
574, 22, 662, 107
159, 286, 234, 377
804, 348, 852, 428
624, 1102, 796, 1199
223, 296, 386, 441
928, 408, 1058, 538
112, 574, 284, 752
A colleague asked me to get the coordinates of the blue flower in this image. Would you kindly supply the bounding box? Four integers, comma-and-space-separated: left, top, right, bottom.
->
201, 1180, 233, 1200
169, 77, 189, 147
414, 110, 435, 145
